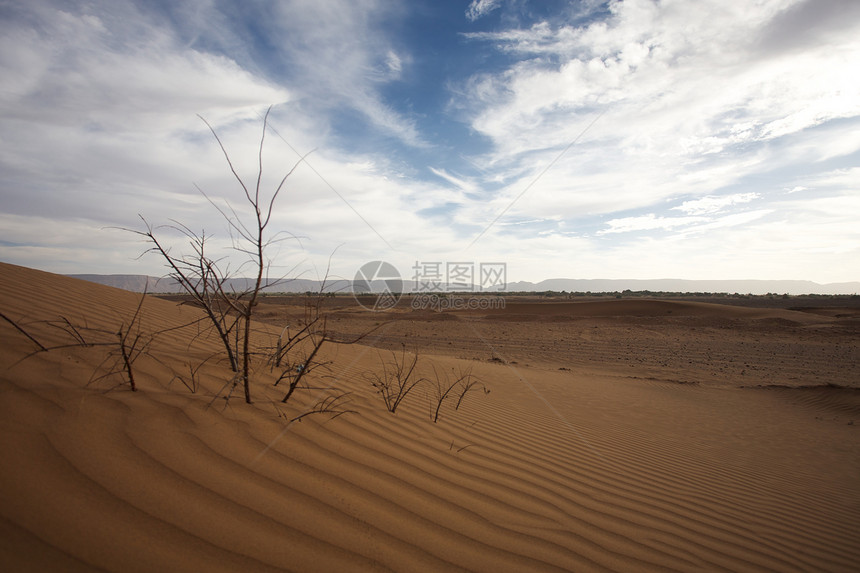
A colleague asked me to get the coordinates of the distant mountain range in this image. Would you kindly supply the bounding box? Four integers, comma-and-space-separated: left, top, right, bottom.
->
67, 274, 860, 296
506, 278, 860, 296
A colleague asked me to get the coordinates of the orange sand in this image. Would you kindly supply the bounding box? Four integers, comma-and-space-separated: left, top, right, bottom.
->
1, 261, 858, 571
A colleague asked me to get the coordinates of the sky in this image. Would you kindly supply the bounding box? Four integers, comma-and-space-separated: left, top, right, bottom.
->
1, 0, 859, 288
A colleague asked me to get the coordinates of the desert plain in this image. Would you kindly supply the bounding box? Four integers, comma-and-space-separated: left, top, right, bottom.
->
1, 260, 859, 572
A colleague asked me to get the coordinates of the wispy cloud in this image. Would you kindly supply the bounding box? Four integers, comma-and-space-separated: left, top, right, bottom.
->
466, 0, 502, 22
599, 214, 706, 235
266, 0, 426, 147
428, 167, 478, 194
460, 0, 860, 188
385, 50, 403, 75
673, 193, 760, 216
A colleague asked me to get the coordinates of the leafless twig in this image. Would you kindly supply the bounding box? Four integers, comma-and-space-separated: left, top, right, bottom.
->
0, 312, 47, 351
366, 346, 425, 414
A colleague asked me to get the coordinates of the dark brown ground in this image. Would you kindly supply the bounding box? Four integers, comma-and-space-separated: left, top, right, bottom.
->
237, 294, 860, 390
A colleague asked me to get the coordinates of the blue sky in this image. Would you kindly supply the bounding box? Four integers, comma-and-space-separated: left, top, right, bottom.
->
1, 0, 859, 285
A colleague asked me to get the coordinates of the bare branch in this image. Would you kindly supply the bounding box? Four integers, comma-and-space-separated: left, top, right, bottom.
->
282, 330, 327, 404
262, 150, 314, 230
289, 392, 356, 423
367, 346, 424, 414
197, 114, 253, 205
0, 312, 47, 351
428, 364, 486, 423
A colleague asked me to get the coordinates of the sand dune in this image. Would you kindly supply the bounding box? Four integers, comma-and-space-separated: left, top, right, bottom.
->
1, 262, 859, 571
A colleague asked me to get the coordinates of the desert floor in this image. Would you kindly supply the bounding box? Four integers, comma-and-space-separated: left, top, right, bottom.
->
1, 261, 859, 572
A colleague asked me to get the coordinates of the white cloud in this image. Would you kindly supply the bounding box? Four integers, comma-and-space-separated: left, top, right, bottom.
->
598, 195, 765, 236
673, 193, 760, 216
0, 0, 430, 273
806, 167, 860, 189
459, 0, 860, 217
386, 50, 403, 75
678, 209, 773, 235
443, 0, 860, 286
428, 167, 478, 194
598, 213, 704, 235
599, 214, 705, 234
466, 0, 502, 22
0, 4, 288, 132
0, 0, 295, 243
268, 0, 425, 147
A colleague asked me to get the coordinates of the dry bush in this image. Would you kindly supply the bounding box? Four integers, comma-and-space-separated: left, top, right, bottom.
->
124, 107, 314, 404
7, 291, 164, 393
366, 346, 425, 414
427, 364, 486, 423
366, 347, 490, 421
